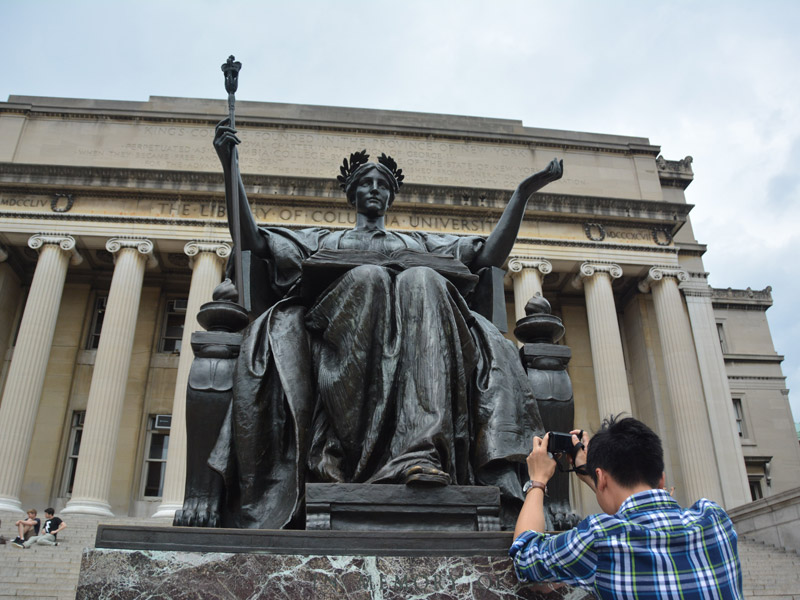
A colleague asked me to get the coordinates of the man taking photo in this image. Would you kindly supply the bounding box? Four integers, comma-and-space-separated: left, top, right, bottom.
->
511, 415, 742, 599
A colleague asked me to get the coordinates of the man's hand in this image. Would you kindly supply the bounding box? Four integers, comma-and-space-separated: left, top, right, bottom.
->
570, 429, 596, 492
527, 432, 557, 484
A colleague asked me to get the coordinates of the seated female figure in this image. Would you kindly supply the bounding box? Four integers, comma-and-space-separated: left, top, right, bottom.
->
202, 122, 563, 529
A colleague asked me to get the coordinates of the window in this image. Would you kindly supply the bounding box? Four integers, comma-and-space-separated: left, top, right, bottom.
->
61, 411, 85, 496
745, 456, 771, 501
749, 480, 763, 501
159, 298, 187, 353
142, 415, 170, 497
732, 398, 747, 438
86, 295, 107, 349
716, 321, 728, 354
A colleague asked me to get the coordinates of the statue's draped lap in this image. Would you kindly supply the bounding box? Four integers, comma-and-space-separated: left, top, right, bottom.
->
208, 227, 543, 528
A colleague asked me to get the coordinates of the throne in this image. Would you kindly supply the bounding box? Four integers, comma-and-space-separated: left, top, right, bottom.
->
175, 253, 577, 531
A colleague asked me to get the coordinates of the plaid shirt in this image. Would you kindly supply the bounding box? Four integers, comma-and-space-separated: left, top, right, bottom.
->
510, 489, 743, 600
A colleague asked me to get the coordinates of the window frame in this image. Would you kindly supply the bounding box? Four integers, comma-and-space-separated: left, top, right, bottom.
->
140, 414, 171, 499
158, 297, 188, 354
60, 410, 86, 497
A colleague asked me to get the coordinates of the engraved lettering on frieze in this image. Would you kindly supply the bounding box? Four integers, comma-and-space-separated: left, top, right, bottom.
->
584, 222, 606, 241
51, 193, 74, 213
604, 229, 651, 241
0, 196, 49, 209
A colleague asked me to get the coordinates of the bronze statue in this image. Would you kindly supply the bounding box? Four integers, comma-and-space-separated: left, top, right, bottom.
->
176, 112, 564, 529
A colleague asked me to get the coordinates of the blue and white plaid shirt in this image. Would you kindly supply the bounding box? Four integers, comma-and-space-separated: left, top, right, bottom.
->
510, 489, 743, 600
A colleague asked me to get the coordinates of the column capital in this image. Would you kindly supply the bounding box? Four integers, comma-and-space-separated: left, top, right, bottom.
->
106, 237, 158, 268
508, 257, 552, 277
638, 265, 689, 293
572, 261, 622, 290
184, 240, 232, 260
28, 233, 83, 265
679, 271, 715, 298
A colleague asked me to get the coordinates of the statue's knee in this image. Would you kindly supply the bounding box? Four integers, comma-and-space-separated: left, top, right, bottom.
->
350, 264, 390, 286
396, 266, 443, 293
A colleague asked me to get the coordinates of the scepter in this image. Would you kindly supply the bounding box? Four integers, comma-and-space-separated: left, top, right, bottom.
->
221, 55, 244, 304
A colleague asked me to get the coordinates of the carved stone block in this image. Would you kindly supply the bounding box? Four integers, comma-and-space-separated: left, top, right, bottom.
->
305, 483, 501, 532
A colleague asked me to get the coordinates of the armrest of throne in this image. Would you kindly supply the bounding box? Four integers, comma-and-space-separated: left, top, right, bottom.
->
469, 266, 508, 333
240, 250, 276, 320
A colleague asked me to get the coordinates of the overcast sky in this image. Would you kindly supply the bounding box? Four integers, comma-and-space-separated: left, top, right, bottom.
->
1, 1, 798, 422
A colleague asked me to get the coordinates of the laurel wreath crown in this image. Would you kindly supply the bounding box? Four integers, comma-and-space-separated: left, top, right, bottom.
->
337, 150, 405, 191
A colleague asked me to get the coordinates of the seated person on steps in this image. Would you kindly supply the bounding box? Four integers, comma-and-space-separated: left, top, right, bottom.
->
10, 508, 40, 546
14, 508, 65, 548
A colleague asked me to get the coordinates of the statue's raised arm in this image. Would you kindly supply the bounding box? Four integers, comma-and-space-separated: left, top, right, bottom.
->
472, 158, 563, 270
213, 118, 268, 258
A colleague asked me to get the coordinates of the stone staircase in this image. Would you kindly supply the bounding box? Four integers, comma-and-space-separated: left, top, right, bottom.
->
1, 517, 798, 599
0, 514, 167, 600
739, 537, 800, 599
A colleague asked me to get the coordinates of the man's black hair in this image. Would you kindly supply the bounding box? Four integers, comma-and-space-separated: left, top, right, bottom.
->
585, 415, 664, 489
45, 507, 55, 515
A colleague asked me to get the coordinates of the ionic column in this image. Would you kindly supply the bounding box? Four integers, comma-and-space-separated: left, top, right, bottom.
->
0, 235, 82, 513
152, 241, 230, 519
639, 266, 723, 503
573, 262, 632, 418
508, 258, 552, 321
681, 276, 749, 508
62, 238, 155, 517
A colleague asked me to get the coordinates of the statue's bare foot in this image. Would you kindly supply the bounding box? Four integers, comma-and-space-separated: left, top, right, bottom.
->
404, 465, 451, 486
173, 495, 221, 528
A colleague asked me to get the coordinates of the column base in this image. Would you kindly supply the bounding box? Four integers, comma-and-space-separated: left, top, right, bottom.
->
0, 496, 24, 514
62, 498, 114, 517
151, 502, 181, 520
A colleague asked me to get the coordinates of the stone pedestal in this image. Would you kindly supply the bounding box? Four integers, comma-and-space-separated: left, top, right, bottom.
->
306, 484, 501, 531
77, 526, 591, 600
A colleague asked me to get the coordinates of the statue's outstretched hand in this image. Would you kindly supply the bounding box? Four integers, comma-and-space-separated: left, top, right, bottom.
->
213, 117, 240, 170
542, 157, 564, 184
516, 157, 563, 198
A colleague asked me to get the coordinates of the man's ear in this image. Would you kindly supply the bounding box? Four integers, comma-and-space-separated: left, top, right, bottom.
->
658, 471, 666, 489
595, 468, 608, 491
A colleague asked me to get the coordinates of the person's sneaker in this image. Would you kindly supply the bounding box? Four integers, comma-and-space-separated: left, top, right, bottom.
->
12, 539, 24, 548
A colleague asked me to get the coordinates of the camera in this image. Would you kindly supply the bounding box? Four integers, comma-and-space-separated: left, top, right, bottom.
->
547, 431, 580, 458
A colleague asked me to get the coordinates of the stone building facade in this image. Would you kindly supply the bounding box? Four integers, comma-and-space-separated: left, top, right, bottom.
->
0, 95, 796, 522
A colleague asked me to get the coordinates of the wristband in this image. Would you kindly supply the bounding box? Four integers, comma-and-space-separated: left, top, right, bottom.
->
522, 480, 547, 495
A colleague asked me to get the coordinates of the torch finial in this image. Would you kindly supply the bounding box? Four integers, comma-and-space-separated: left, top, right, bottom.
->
222, 55, 242, 95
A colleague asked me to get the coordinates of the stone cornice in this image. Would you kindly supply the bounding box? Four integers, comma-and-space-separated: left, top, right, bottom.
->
0, 163, 693, 229
656, 155, 694, 189
3, 96, 660, 156
712, 286, 773, 310
722, 353, 785, 363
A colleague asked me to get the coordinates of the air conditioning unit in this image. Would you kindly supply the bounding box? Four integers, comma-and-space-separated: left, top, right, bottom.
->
173, 298, 188, 313
154, 414, 172, 430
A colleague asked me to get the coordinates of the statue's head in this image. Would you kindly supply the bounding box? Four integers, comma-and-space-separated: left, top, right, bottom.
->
338, 150, 404, 209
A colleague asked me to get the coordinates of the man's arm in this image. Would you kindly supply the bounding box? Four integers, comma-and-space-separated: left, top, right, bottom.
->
52, 521, 67, 535
514, 433, 556, 538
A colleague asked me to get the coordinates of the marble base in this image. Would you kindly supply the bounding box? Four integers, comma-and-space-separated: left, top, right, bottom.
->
77, 548, 591, 599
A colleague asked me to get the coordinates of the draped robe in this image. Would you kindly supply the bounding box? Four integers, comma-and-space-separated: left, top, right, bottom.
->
208, 226, 544, 529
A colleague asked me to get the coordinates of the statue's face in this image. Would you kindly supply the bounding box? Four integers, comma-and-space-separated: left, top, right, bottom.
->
353, 168, 393, 218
